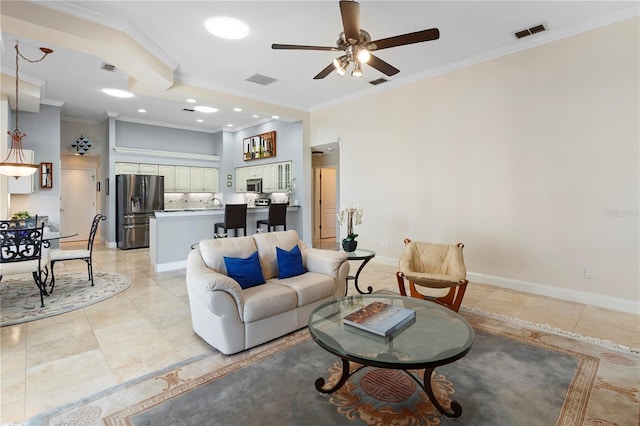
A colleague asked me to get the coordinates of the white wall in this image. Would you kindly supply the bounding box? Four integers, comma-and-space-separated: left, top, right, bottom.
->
9, 104, 62, 227
310, 18, 639, 310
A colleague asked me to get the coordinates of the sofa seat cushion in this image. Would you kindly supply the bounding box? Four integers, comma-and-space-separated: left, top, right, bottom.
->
274, 271, 336, 307
242, 282, 298, 323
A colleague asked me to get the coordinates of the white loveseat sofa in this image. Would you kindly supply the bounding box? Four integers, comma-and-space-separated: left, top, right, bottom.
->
186, 230, 350, 355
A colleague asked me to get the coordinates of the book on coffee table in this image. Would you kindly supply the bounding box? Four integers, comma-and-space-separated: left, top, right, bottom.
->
343, 301, 416, 337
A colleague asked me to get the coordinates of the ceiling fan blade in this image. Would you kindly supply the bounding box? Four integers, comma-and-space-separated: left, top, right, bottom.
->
339, 0, 361, 43
367, 54, 400, 77
272, 43, 338, 51
313, 63, 336, 80
369, 28, 440, 51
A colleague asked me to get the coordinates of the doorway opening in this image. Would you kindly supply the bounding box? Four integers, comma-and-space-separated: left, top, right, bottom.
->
312, 143, 340, 249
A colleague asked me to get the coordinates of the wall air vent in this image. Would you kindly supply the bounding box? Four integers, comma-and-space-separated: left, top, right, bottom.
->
514, 23, 547, 39
246, 74, 279, 86
182, 108, 195, 112
101, 63, 117, 72
369, 78, 388, 86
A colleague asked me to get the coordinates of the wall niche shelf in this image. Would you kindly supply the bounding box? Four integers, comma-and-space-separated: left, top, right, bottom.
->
40, 162, 52, 189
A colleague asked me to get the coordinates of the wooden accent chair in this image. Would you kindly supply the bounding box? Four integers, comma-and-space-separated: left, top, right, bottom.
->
396, 238, 469, 312
256, 203, 287, 232
214, 204, 248, 237
50, 214, 106, 292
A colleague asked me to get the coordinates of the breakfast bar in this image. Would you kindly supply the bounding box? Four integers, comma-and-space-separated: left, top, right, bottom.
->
150, 206, 300, 272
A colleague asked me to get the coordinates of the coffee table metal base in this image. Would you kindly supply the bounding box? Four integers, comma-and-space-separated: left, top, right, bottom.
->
315, 358, 463, 418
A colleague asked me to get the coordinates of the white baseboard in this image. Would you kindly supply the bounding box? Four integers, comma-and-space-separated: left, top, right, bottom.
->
154, 260, 187, 273
468, 272, 639, 315
372, 257, 639, 314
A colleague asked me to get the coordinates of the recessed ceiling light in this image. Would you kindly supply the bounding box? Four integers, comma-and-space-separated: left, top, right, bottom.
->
227, 124, 234, 127
205, 16, 249, 40
272, 115, 279, 119
138, 109, 146, 113
252, 114, 260, 118
194, 106, 219, 113
197, 119, 204, 123
102, 88, 134, 98
186, 98, 197, 103
233, 107, 242, 112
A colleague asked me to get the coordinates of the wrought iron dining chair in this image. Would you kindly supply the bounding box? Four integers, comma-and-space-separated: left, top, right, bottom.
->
396, 238, 469, 312
0, 223, 49, 307
256, 203, 288, 232
49, 214, 106, 292
214, 204, 247, 237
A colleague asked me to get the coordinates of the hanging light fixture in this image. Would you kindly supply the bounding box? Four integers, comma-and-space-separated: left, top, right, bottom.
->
0, 42, 53, 178
71, 135, 93, 155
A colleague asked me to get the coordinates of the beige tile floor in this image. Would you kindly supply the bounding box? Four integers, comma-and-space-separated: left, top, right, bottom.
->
1, 240, 639, 424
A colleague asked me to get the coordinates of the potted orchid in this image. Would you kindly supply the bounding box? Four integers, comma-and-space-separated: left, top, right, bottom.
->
338, 203, 363, 252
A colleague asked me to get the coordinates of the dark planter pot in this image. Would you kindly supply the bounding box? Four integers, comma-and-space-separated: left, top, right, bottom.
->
342, 240, 358, 252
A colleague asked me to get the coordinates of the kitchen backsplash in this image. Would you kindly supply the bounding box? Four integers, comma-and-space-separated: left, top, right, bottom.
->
164, 192, 289, 209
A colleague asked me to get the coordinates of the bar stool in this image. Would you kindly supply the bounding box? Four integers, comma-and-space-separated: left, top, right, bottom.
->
256, 203, 287, 232
214, 204, 247, 237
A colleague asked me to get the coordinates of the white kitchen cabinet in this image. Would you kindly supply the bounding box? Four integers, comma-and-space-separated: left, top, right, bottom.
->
262, 163, 278, 192
174, 166, 191, 192
203, 167, 218, 192
190, 167, 204, 192
138, 164, 159, 175
158, 165, 175, 191
277, 161, 292, 191
115, 162, 140, 174
236, 167, 247, 192
8, 149, 35, 194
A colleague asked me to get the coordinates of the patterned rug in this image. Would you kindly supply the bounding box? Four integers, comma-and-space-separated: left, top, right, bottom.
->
23, 310, 639, 425
0, 271, 131, 327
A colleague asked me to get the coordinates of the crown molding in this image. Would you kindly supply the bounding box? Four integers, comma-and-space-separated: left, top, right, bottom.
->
113, 146, 220, 162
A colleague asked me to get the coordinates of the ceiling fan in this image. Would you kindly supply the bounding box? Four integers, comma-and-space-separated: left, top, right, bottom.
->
272, 0, 440, 79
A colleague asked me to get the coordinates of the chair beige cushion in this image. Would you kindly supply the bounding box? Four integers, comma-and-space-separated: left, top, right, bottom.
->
399, 241, 466, 288
50, 249, 90, 261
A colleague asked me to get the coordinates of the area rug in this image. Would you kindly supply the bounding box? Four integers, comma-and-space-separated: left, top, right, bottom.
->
24, 310, 639, 425
1, 271, 131, 327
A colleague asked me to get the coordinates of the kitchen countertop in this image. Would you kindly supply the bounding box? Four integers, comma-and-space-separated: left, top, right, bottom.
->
155, 205, 300, 217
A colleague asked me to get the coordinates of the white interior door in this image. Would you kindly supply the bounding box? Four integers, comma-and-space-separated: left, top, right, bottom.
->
61, 169, 96, 241
319, 167, 337, 239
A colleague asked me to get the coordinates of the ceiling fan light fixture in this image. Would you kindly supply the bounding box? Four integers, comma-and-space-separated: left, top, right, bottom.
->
333, 56, 348, 75
357, 48, 370, 63
351, 62, 363, 77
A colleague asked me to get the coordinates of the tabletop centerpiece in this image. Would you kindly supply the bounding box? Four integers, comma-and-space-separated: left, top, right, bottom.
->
338, 203, 363, 252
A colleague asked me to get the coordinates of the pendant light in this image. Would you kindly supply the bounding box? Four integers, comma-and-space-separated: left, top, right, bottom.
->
0, 42, 53, 178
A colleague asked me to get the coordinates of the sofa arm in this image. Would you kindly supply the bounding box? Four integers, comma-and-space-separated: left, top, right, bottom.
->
186, 249, 245, 320
304, 248, 348, 276
304, 248, 349, 296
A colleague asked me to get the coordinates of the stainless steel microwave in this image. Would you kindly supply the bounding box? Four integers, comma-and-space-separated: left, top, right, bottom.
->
246, 178, 262, 193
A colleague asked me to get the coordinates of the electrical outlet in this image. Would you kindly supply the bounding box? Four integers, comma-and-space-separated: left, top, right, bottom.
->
584, 267, 594, 279
380, 240, 390, 249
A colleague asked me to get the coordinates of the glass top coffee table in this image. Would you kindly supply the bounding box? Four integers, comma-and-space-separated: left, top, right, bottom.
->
308, 294, 475, 418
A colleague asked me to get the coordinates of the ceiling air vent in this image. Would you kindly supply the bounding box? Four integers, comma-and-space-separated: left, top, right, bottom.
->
369, 78, 388, 86
100, 63, 117, 72
182, 108, 195, 112
514, 23, 547, 39
246, 74, 279, 86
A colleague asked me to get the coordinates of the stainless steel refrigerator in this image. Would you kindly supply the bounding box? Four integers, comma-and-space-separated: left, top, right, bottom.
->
116, 174, 164, 249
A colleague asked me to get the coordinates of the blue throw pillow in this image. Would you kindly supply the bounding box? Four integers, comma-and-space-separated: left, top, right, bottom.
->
276, 244, 307, 279
223, 251, 266, 289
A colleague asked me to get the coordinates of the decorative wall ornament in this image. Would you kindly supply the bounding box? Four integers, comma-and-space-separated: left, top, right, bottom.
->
71, 135, 93, 155
243, 131, 276, 161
